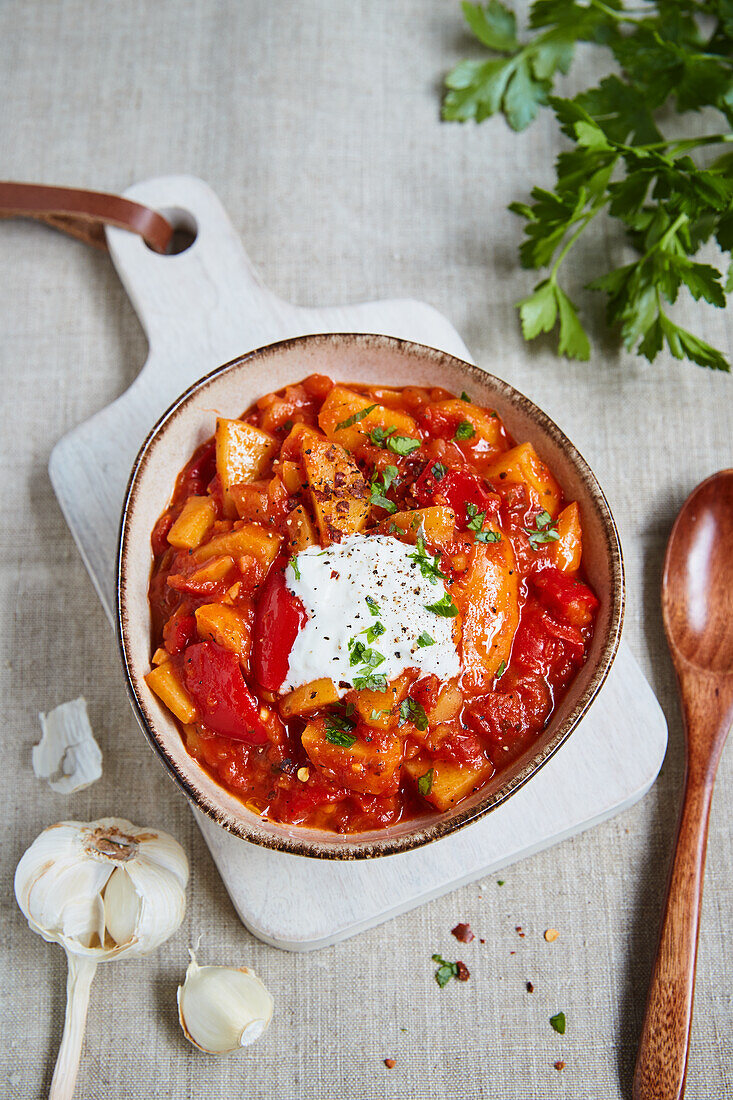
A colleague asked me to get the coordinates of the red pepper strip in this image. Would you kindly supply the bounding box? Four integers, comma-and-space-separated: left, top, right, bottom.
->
181, 641, 269, 743
532, 567, 599, 628
252, 568, 307, 692
163, 610, 196, 655
413, 466, 496, 527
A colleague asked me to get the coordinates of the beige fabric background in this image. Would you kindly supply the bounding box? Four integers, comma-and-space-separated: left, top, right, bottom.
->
1, 2, 731, 1098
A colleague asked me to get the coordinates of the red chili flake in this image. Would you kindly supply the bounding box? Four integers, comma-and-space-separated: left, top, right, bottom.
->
451, 922, 475, 943
479, 938, 486, 944
515, 925, 525, 938
384, 1059, 396, 1069
526, 981, 534, 993
554, 1061, 566, 1071
455, 961, 470, 981
509, 950, 516, 955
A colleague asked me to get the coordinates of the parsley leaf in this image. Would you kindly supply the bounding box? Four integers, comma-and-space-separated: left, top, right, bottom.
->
460, 390, 472, 402
466, 502, 502, 543
335, 404, 377, 431
432, 953, 460, 988
431, 462, 448, 481
370, 465, 399, 514
370, 707, 392, 721
550, 1011, 566, 1035
352, 671, 388, 691
348, 637, 385, 669
365, 595, 380, 616
324, 711, 357, 747
368, 426, 422, 456
361, 620, 386, 645
454, 420, 476, 441
524, 509, 560, 550
443, 2, 733, 370
495, 659, 506, 679
398, 697, 429, 732
417, 631, 436, 647
409, 536, 447, 584
418, 768, 434, 796
289, 556, 301, 580
426, 591, 460, 617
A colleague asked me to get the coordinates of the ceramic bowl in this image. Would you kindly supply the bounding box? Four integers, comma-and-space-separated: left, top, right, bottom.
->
117, 333, 624, 859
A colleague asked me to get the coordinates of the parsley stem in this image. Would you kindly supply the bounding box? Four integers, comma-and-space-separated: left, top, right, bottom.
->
550, 198, 608, 282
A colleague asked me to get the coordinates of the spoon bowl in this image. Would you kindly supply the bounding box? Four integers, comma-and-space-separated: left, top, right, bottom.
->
662, 469, 733, 673
634, 469, 733, 1100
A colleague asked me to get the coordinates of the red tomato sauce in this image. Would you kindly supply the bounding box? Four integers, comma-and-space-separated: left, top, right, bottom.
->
145, 375, 599, 833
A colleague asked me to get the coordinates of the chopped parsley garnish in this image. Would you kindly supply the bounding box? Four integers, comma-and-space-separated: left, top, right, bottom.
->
398, 697, 428, 732
495, 660, 506, 679
524, 510, 560, 550
549, 1012, 566, 1036
335, 404, 377, 432
425, 591, 459, 618
431, 462, 448, 481
369, 465, 399, 514
460, 391, 471, 403
368, 426, 421, 456
353, 671, 388, 691
417, 768, 434, 797
417, 631, 435, 648
432, 954, 460, 988
348, 638, 385, 670
454, 420, 475, 441
289, 555, 301, 580
324, 711, 357, 747
466, 502, 500, 544
365, 594, 380, 616
369, 707, 392, 721
361, 620, 386, 645
408, 536, 446, 585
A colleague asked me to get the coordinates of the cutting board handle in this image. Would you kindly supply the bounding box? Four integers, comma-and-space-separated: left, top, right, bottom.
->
106, 175, 284, 349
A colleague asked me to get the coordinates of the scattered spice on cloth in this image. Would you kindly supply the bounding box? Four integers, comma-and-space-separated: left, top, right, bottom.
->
544, 928, 559, 942
384, 1059, 396, 1069
554, 1061, 566, 1071
451, 922, 474, 943
526, 981, 534, 993
515, 925, 525, 938
456, 961, 470, 981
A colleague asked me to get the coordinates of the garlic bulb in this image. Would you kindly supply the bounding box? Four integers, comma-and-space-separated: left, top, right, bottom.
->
177, 951, 274, 1054
15, 817, 188, 1100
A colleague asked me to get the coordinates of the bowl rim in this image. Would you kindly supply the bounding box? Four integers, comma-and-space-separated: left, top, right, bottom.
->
117, 332, 625, 860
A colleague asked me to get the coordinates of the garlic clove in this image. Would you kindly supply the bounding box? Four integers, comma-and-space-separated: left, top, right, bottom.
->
102, 867, 140, 947
177, 952, 274, 1054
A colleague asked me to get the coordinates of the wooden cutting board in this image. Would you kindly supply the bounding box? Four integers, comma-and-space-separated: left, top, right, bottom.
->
49, 175, 668, 950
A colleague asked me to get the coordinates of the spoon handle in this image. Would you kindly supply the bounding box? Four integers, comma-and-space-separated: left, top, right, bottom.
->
632, 764, 714, 1100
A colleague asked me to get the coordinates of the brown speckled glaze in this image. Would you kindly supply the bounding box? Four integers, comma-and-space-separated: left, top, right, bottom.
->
117, 334, 624, 859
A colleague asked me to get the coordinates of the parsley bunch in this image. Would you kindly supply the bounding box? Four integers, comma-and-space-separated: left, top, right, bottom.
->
443, 0, 733, 371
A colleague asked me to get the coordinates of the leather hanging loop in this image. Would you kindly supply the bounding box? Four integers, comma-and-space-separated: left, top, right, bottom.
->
0, 181, 173, 254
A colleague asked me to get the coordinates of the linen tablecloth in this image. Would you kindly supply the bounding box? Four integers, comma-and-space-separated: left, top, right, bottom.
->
1, 2, 731, 1097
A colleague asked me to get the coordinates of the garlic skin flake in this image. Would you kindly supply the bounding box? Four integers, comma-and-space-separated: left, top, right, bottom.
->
15, 818, 188, 1100
178, 952, 274, 1054
32, 697, 102, 793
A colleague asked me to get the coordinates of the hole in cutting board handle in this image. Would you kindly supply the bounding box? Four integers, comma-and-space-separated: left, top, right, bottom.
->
146, 206, 198, 255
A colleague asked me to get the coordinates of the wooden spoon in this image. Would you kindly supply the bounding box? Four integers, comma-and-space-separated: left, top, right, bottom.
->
633, 469, 733, 1100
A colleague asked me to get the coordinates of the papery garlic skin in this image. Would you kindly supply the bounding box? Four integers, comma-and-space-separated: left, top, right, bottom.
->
177, 952, 274, 1054
14, 817, 188, 958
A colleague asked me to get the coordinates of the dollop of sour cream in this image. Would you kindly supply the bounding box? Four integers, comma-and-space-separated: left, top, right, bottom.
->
282, 534, 460, 695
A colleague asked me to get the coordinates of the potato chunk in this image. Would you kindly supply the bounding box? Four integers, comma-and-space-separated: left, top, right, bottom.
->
167, 496, 216, 550
284, 504, 319, 554
353, 672, 413, 730
194, 523, 282, 579
301, 718, 403, 795
301, 436, 370, 544
404, 753, 494, 811
485, 442, 561, 516
318, 385, 417, 452
382, 506, 456, 549
144, 662, 197, 724
453, 535, 520, 692
195, 604, 252, 666
428, 399, 504, 449
280, 678, 340, 718
215, 418, 278, 491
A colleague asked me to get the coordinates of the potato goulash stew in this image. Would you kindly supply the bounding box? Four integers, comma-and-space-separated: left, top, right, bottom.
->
145, 375, 599, 833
